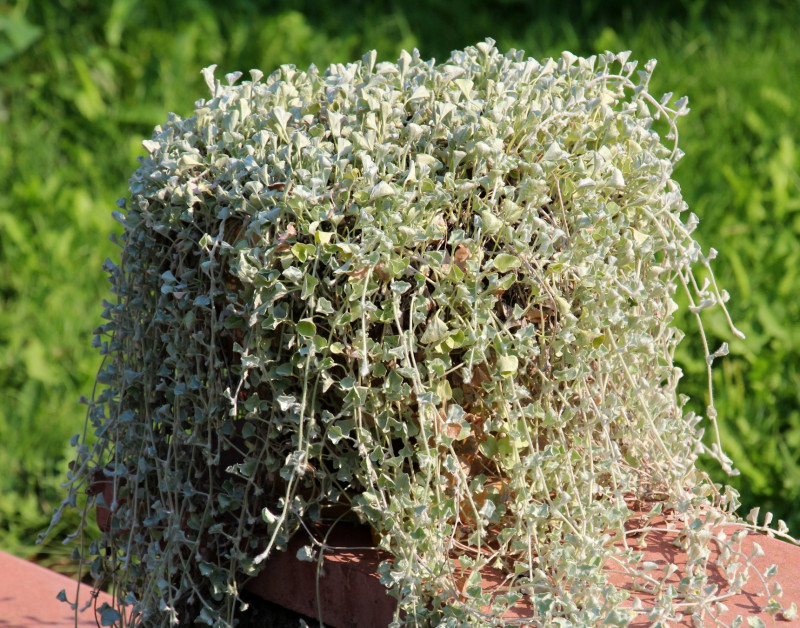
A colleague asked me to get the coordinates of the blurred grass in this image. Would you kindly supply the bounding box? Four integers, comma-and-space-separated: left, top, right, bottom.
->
1, 0, 798, 574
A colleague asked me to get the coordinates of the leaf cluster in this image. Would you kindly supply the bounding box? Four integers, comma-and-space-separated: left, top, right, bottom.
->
46, 41, 797, 626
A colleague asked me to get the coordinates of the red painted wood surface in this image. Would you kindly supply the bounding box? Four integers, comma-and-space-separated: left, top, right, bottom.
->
91, 477, 800, 626
8, 521, 796, 627
249, 520, 800, 627
0, 551, 114, 628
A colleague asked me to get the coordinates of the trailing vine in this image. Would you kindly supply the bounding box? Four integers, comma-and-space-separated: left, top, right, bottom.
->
44, 40, 797, 626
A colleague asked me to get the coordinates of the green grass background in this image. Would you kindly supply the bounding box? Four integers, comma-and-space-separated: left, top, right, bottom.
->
2, 0, 798, 574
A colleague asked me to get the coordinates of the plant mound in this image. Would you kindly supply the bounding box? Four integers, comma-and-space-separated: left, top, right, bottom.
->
47, 41, 796, 626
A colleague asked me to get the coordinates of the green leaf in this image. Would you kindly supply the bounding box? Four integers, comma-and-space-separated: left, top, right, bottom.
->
301, 274, 318, 299
497, 355, 518, 376
391, 280, 411, 294
296, 319, 316, 337
454, 78, 474, 98
315, 230, 334, 245
480, 435, 499, 458
554, 296, 571, 317
420, 313, 448, 344
316, 297, 334, 315
492, 254, 520, 272
262, 507, 279, 525
327, 424, 346, 444
370, 181, 394, 199
479, 210, 503, 235
273, 107, 292, 133
291, 243, 316, 262
0, 16, 43, 65
630, 228, 649, 245
296, 545, 316, 562
542, 142, 569, 162
99, 605, 123, 626
312, 335, 327, 352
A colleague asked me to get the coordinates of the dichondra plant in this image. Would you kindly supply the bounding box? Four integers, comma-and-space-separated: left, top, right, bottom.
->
45, 40, 798, 626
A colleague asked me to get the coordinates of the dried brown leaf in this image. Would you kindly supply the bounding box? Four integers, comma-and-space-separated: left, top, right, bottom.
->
349, 266, 369, 280
453, 244, 472, 270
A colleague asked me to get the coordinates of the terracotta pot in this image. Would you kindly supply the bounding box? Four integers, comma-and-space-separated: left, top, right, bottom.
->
90, 475, 799, 627
88, 469, 123, 534
247, 519, 800, 628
